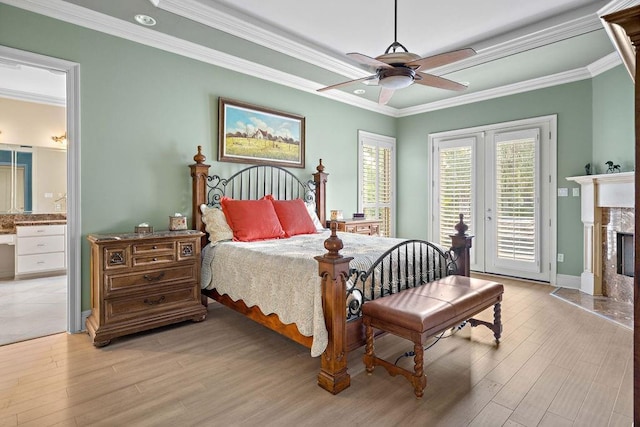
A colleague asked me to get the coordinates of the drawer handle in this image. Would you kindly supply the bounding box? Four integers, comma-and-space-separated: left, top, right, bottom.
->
143, 272, 165, 282
143, 296, 166, 306
152, 245, 158, 249
37, 243, 47, 247
152, 257, 158, 261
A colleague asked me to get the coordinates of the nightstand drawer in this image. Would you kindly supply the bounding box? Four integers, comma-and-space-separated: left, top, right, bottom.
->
132, 253, 176, 266
104, 286, 198, 324
133, 241, 175, 255
105, 264, 196, 296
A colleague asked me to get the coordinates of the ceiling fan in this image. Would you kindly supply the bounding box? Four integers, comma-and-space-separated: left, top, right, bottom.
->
317, 0, 476, 105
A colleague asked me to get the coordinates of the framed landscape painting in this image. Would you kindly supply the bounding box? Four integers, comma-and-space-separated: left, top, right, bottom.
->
218, 98, 305, 168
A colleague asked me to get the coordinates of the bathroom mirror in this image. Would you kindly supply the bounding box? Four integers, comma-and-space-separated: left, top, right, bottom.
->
0, 143, 66, 214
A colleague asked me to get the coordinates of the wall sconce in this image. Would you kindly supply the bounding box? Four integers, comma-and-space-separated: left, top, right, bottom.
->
51, 132, 67, 144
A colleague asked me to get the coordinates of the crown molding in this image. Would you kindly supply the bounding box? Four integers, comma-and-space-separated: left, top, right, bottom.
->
150, 0, 366, 80
0, 86, 66, 106
0, 0, 624, 119
397, 67, 598, 117
431, 14, 603, 75
587, 51, 623, 76
151, 0, 603, 81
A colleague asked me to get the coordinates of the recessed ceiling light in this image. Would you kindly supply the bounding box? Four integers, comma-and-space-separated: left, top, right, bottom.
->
353, 89, 366, 95
134, 14, 157, 26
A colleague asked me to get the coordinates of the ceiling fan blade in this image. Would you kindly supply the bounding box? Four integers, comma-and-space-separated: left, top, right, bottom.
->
415, 72, 468, 91
347, 52, 393, 70
406, 48, 476, 70
378, 87, 395, 105
317, 75, 376, 92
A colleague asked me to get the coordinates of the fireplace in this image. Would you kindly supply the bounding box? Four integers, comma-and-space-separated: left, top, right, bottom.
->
601, 207, 634, 304
617, 232, 634, 277
566, 171, 634, 297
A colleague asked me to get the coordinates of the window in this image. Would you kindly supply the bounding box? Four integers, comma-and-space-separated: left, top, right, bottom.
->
358, 131, 395, 237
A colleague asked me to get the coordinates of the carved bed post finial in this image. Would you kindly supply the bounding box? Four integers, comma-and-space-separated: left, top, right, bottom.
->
450, 213, 473, 277
194, 145, 206, 164
315, 221, 353, 395
455, 213, 469, 235
323, 221, 344, 259
190, 147, 211, 248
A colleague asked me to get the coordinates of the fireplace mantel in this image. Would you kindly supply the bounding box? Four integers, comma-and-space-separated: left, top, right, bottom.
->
566, 171, 634, 295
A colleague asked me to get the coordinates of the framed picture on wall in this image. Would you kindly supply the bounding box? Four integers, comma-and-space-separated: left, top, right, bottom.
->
218, 98, 305, 168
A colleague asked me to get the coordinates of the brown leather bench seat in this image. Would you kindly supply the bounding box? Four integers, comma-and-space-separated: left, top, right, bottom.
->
362, 275, 504, 398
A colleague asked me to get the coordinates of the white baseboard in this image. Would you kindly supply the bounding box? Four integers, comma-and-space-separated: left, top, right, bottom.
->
80, 310, 90, 332
555, 274, 581, 289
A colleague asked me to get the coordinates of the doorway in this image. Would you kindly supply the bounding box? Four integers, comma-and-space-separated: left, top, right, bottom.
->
0, 45, 81, 339
429, 115, 557, 282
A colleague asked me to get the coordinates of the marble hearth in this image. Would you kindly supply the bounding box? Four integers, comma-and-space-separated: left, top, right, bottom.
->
566, 172, 634, 297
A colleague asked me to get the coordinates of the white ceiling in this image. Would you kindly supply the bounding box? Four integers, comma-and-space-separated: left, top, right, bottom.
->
0, 0, 633, 115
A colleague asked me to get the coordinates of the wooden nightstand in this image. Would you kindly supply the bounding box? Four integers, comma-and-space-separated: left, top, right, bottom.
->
327, 219, 382, 236
86, 230, 207, 347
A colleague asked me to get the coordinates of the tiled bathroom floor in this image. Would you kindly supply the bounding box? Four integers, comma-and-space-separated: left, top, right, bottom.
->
0, 275, 66, 346
551, 287, 633, 329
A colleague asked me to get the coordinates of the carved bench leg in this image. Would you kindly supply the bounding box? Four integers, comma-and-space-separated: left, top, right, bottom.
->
412, 341, 427, 398
493, 302, 502, 344
363, 319, 375, 374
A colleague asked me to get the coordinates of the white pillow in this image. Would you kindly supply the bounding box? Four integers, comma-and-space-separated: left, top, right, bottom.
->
305, 202, 326, 232
200, 204, 234, 244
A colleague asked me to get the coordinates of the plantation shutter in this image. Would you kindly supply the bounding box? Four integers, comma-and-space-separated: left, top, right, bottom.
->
436, 139, 474, 247
493, 129, 538, 266
359, 132, 395, 237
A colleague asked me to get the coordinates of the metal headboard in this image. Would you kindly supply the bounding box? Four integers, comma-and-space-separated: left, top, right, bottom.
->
204, 164, 316, 207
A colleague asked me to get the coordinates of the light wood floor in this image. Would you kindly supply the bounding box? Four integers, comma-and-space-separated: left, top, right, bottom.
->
0, 276, 632, 426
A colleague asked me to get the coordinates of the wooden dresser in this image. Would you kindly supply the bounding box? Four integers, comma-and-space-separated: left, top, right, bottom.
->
86, 230, 207, 347
327, 219, 381, 236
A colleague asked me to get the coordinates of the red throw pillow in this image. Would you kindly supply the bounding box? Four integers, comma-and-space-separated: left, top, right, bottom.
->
267, 196, 318, 237
220, 197, 285, 242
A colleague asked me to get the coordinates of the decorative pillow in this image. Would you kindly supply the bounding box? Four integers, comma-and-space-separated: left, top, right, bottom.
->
267, 196, 318, 237
200, 204, 233, 244
220, 197, 285, 242
305, 201, 326, 232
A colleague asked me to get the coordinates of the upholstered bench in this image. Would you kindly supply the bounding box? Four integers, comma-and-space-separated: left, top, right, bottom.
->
362, 275, 504, 398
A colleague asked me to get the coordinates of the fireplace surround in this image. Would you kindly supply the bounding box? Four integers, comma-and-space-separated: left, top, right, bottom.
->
566, 171, 634, 298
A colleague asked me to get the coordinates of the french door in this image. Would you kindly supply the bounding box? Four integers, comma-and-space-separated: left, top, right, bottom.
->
430, 116, 556, 282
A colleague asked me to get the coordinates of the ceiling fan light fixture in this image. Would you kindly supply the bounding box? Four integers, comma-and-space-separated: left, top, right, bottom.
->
379, 74, 413, 89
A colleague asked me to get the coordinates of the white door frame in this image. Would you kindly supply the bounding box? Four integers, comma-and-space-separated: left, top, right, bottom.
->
428, 115, 557, 283
0, 45, 82, 333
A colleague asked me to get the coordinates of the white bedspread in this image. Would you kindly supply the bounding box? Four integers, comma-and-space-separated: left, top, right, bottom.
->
201, 232, 406, 357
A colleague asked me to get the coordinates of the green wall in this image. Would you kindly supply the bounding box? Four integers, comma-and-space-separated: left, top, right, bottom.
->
0, 5, 396, 310
0, 4, 634, 309
591, 65, 634, 173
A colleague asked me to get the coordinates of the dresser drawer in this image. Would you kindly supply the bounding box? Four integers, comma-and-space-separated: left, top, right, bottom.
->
104, 286, 198, 324
17, 235, 65, 255
17, 224, 66, 237
133, 241, 175, 255
16, 252, 65, 273
105, 264, 197, 296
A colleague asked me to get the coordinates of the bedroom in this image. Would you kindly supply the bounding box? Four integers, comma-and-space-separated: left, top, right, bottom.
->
0, 0, 636, 424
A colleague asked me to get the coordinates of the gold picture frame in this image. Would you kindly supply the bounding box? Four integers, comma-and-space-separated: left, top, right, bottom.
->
218, 98, 305, 168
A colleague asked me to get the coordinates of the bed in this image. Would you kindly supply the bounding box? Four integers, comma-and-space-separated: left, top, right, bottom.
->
189, 146, 472, 394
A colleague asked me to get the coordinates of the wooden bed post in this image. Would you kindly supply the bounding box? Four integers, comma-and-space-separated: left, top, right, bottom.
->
315, 222, 353, 394
450, 213, 473, 277
312, 159, 328, 225
190, 146, 210, 248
